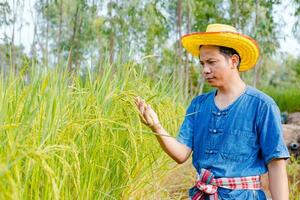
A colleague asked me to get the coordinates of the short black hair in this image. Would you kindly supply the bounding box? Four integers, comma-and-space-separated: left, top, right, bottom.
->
199, 45, 241, 70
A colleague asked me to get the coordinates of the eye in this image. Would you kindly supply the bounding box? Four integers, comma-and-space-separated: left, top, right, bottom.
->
208, 61, 216, 64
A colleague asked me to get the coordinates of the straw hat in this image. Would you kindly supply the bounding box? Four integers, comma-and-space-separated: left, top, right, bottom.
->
181, 24, 259, 72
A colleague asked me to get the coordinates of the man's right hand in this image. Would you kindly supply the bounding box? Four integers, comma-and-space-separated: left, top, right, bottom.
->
134, 96, 192, 164
134, 96, 161, 132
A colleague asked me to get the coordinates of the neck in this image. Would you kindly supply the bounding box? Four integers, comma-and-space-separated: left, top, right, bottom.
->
216, 74, 246, 97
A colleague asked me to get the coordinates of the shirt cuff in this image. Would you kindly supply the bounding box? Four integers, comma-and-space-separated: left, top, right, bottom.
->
265, 152, 290, 165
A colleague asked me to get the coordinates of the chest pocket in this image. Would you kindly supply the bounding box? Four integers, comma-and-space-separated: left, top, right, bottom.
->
220, 129, 257, 162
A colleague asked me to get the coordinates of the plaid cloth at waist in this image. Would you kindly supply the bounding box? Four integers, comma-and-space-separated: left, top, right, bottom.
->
189, 169, 262, 200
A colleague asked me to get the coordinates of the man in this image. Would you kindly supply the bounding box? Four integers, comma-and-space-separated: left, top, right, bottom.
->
135, 24, 289, 199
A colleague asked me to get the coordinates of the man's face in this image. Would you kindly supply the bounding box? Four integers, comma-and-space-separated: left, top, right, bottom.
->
199, 45, 236, 87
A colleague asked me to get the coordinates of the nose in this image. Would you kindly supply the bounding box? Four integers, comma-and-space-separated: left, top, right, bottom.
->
290, 143, 299, 150
202, 64, 211, 74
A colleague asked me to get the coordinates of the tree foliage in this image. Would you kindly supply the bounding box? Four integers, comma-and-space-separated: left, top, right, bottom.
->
0, 0, 299, 95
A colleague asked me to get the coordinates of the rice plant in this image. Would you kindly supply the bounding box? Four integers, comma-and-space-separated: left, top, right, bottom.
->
287, 156, 300, 200
0, 63, 187, 199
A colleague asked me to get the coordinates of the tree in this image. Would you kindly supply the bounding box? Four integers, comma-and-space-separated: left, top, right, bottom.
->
0, 1, 12, 26
252, 0, 281, 87
184, 0, 192, 98
0, 1, 12, 74
293, 0, 300, 42
0, 43, 30, 74
36, 0, 97, 71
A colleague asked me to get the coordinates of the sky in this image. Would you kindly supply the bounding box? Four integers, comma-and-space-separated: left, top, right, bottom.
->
1, 0, 300, 57
274, 0, 300, 57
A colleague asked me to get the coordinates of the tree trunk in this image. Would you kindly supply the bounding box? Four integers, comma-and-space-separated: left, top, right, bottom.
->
11, 0, 16, 73
177, 0, 183, 95
184, 1, 191, 98
98, 40, 102, 74
108, 0, 114, 65
253, 0, 260, 87
75, 14, 84, 70
198, 75, 205, 95
109, 31, 114, 65
68, 3, 80, 72
253, 56, 263, 87
234, 0, 238, 28
11, 19, 15, 73
57, 0, 63, 64
45, 0, 49, 68
31, 22, 37, 60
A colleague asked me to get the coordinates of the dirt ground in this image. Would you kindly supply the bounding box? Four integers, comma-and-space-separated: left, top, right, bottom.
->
161, 160, 194, 199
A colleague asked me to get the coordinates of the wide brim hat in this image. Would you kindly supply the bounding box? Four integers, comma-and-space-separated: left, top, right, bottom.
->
181, 24, 260, 72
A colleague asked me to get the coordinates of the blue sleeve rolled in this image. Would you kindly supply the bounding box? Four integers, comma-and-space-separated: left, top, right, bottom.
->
258, 103, 290, 165
176, 97, 197, 150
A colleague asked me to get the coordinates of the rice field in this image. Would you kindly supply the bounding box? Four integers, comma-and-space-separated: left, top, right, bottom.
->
0, 63, 187, 199
0, 63, 299, 199
287, 156, 300, 199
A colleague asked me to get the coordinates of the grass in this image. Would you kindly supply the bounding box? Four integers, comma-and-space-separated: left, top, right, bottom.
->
287, 156, 300, 199
261, 86, 300, 112
0, 63, 186, 199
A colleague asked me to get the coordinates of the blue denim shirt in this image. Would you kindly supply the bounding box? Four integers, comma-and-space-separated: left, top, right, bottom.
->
177, 86, 290, 199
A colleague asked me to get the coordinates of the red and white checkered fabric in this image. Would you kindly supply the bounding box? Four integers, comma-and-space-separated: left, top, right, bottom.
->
190, 169, 261, 200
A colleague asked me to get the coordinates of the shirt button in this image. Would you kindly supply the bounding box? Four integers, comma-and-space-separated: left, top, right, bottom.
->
213, 129, 217, 133
217, 112, 221, 116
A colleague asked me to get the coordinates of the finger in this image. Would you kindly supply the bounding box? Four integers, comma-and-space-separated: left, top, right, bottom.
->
134, 96, 140, 105
144, 104, 153, 115
134, 98, 149, 117
139, 101, 144, 112
134, 96, 140, 102
141, 103, 147, 115
145, 104, 151, 111
138, 102, 144, 114
139, 113, 148, 125
139, 100, 147, 114
135, 97, 142, 108
135, 98, 149, 125
143, 111, 154, 126
134, 99, 140, 107
136, 97, 142, 106
144, 105, 155, 123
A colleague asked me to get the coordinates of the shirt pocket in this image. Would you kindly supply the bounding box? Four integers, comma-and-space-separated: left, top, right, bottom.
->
220, 129, 257, 162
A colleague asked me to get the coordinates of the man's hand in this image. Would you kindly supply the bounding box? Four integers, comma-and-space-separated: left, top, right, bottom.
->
134, 96, 192, 164
134, 96, 161, 131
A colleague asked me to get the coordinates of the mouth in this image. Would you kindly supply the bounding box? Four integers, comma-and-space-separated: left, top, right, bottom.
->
205, 77, 215, 81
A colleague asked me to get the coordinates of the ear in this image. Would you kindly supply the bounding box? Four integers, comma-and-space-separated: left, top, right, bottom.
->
231, 54, 239, 69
